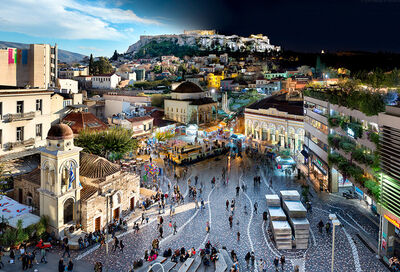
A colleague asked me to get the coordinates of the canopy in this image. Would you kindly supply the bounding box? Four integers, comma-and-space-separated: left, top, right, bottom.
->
0, 195, 32, 220
8, 213, 40, 229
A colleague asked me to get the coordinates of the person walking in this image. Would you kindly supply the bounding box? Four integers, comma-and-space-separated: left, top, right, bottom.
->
141, 212, 145, 224
294, 265, 300, 272
226, 200, 229, 211
58, 258, 65, 272
236, 186, 240, 196
173, 222, 177, 235
113, 237, 120, 252
273, 257, 279, 272
63, 242, 71, 258
325, 221, 331, 234
159, 226, 164, 238
245, 252, 251, 268
120, 239, 124, 253
280, 255, 286, 271
254, 202, 258, 214
318, 220, 324, 233
206, 221, 210, 233
229, 215, 233, 228
40, 247, 47, 263
67, 258, 74, 271
237, 231, 240, 242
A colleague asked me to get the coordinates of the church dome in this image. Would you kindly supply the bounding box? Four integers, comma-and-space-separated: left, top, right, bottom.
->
47, 124, 74, 140
173, 82, 204, 93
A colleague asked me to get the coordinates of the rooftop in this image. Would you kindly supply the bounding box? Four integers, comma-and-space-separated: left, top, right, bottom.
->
173, 81, 204, 93
246, 94, 304, 116
62, 111, 108, 134
80, 152, 120, 180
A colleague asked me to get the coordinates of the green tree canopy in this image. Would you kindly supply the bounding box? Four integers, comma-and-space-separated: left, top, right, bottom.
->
74, 127, 138, 160
92, 57, 114, 75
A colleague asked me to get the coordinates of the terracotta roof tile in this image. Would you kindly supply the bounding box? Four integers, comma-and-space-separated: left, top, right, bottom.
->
127, 116, 153, 123
18, 168, 41, 185
80, 183, 98, 201
62, 111, 108, 134
79, 152, 120, 180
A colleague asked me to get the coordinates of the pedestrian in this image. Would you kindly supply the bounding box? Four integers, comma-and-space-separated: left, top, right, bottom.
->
9, 248, 15, 264
120, 239, 124, 253
201, 199, 205, 209
159, 226, 163, 238
0, 252, 3, 269
245, 252, 251, 268
237, 231, 240, 241
113, 237, 120, 252
67, 258, 74, 271
226, 200, 229, 210
326, 221, 331, 234
229, 215, 233, 228
58, 258, 65, 272
280, 255, 285, 271
273, 257, 279, 272
250, 252, 255, 266
254, 202, 258, 214
63, 242, 71, 258
318, 220, 324, 233
173, 222, 177, 235
141, 212, 145, 224
236, 186, 240, 196
294, 265, 299, 272
206, 221, 210, 233
40, 248, 47, 263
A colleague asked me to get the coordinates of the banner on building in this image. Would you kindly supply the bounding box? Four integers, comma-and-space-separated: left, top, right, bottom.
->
8, 48, 28, 65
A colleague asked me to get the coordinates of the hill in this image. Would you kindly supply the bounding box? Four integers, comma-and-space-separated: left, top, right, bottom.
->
0, 41, 86, 63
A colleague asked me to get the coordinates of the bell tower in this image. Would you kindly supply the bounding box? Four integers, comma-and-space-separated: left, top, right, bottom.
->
38, 124, 82, 237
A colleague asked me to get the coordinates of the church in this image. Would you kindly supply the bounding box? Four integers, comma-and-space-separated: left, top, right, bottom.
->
164, 81, 218, 125
14, 124, 140, 237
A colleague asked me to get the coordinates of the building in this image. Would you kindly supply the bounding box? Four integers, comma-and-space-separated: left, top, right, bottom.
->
207, 72, 225, 89
244, 94, 304, 153
378, 106, 400, 260
0, 88, 53, 159
164, 82, 217, 125
116, 71, 136, 81
303, 89, 380, 197
91, 74, 120, 89
58, 66, 88, 79
134, 69, 146, 81
56, 79, 79, 94
62, 110, 108, 134
14, 124, 140, 236
0, 44, 58, 88
51, 93, 83, 123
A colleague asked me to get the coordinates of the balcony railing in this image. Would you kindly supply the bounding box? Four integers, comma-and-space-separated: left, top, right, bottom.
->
6, 111, 36, 122
9, 138, 35, 150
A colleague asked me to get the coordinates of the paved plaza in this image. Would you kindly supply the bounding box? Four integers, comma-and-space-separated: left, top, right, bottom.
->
0, 153, 389, 272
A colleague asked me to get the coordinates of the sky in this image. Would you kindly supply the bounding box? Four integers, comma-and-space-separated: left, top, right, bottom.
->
1, 0, 400, 57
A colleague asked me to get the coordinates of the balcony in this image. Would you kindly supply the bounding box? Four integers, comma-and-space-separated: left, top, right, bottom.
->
8, 138, 35, 150
6, 111, 36, 122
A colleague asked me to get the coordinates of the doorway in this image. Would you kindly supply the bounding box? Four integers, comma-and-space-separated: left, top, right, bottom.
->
130, 197, 135, 211
94, 217, 101, 231
113, 207, 120, 220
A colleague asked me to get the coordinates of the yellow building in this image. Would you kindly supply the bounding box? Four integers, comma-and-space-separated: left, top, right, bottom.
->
207, 72, 225, 89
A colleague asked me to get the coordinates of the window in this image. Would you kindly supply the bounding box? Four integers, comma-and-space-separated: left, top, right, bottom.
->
36, 99, 42, 112
0, 102, 2, 119
36, 124, 42, 138
0, 129, 2, 146
17, 101, 24, 113
16, 127, 24, 141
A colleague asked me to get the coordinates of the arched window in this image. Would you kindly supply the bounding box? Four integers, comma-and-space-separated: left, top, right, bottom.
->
63, 198, 74, 224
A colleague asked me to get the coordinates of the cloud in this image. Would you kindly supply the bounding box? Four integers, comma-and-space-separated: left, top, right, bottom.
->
78, 46, 104, 52
0, 0, 160, 40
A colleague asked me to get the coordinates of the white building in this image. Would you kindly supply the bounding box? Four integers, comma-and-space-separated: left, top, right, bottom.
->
91, 74, 120, 89
56, 79, 79, 94
116, 71, 136, 81
0, 88, 53, 158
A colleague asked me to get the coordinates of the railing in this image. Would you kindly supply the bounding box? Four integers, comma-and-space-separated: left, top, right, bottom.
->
6, 111, 36, 122
9, 138, 35, 149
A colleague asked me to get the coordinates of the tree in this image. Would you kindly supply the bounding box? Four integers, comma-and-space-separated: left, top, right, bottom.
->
89, 54, 94, 75
151, 94, 165, 108
297, 65, 312, 76
110, 50, 119, 61
74, 127, 138, 160
92, 57, 114, 75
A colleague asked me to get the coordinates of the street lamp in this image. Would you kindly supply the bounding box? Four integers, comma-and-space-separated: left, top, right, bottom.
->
329, 214, 341, 272
102, 190, 112, 271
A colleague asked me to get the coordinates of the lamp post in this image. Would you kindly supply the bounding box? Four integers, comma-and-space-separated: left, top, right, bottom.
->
102, 191, 112, 271
329, 214, 341, 272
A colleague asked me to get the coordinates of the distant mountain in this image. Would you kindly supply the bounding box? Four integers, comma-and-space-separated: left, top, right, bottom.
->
0, 41, 86, 63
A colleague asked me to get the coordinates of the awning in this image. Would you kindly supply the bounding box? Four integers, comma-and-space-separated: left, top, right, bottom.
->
8, 213, 40, 229
204, 126, 219, 133
300, 150, 309, 158
0, 195, 33, 220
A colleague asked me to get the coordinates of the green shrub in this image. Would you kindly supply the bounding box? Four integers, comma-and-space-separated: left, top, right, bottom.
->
328, 116, 342, 127
368, 132, 380, 147
340, 141, 356, 153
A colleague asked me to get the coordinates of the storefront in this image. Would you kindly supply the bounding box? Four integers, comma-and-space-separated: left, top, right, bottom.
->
379, 207, 400, 262
308, 153, 329, 192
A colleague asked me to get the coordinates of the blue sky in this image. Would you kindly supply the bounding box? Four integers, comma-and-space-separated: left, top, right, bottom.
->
0, 0, 182, 57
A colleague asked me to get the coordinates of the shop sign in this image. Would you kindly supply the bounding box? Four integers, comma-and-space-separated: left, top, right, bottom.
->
384, 214, 400, 229
312, 158, 327, 175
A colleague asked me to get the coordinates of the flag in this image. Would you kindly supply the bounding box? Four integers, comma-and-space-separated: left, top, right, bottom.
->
68, 164, 75, 189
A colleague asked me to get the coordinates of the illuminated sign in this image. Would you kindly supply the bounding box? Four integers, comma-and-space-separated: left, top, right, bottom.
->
384, 214, 400, 229
8, 48, 28, 65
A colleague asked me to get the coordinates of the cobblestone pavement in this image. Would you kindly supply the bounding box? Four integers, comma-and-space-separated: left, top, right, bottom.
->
74, 154, 388, 272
